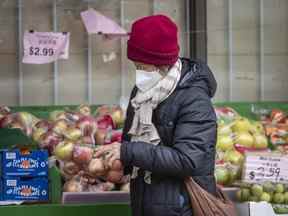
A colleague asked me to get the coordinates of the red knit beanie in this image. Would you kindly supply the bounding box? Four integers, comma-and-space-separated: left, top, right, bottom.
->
127, 15, 179, 66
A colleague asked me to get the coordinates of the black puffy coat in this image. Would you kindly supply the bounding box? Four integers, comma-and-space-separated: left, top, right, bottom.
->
120, 58, 218, 216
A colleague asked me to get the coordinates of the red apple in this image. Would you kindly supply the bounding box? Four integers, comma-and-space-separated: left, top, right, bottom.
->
73, 145, 93, 164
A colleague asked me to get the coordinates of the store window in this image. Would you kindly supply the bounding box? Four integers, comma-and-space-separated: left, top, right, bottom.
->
207, 0, 288, 102
0, 0, 189, 106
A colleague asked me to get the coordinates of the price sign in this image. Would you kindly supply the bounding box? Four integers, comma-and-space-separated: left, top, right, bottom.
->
22, 31, 70, 64
242, 152, 288, 183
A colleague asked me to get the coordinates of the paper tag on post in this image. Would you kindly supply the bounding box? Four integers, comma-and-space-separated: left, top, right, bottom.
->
22, 31, 70, 64
81, 8, 127, 36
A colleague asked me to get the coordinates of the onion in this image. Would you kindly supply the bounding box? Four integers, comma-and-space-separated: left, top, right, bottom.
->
87, 158, 106, 176
106, 170, 124, 183
73, 145, 93, 164
76, 116, 97, 137
80, 135, 95, 145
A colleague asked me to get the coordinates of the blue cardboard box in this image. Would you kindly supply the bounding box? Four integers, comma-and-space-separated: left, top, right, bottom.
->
2, 177, 49, 201
1, 150, 48, 177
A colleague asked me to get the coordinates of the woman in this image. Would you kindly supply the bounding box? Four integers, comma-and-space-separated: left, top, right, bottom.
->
95, 15, 217, 216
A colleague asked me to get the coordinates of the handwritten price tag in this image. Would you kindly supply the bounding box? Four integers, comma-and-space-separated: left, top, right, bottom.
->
242, 152, 288, 183
22, 31, 70, 64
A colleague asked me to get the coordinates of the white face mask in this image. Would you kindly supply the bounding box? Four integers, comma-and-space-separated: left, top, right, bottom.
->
136, 69, 163, 92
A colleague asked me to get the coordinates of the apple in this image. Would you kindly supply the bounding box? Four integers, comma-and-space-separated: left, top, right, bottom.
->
232, 118, 251, 133
283, 192, 288, 204
263, 182, 275, 193
49, 110, 66, 122
218, 124, 233, 136
250, 121, 265, 134
106, 170, 124, 183
32, 128, 47, 142
253, 133, 268, 149
251, 184, 263, 197
273, 193, 285, 204
64, 127, 82, 141
73, 145, 93, 164
77, 104, 91, 116
236, 188, 251, 202
214, 166, 230, 185
54, 140, 74, 161
52, 119, 69, 135
94, 129, 107, 145
63, 179, 84, 192
275, 183, 285, 193
110, 106, 124, 128
87, 158, 106, 176
216, 135, 234, 151
223, 150, 244, 165
260, 192, 271, 202
234, 132, 254, 148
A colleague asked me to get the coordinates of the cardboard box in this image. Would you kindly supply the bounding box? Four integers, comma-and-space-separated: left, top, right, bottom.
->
2, 177, 48, 201
1, 150, 48, 177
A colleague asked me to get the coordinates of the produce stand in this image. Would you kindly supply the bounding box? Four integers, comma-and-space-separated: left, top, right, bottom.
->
0, 102, 287, 216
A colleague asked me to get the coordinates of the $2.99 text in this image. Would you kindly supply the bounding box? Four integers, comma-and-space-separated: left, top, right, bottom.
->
29, 47, 54, 56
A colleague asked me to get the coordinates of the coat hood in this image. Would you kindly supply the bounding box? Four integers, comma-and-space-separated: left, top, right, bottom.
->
178, 58, 217, 98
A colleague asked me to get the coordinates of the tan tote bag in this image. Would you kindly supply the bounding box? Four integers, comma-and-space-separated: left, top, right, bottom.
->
185, 177, 238, 216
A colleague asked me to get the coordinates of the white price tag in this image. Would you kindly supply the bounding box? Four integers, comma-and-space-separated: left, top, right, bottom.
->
22, 31, 70, 64
243, 152, 288, 183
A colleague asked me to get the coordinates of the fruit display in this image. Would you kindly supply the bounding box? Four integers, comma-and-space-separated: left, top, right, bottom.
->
0, 105, 130, 193
252, 106, 288, 151
215, 107, 270, 186
236, 182, 288, 214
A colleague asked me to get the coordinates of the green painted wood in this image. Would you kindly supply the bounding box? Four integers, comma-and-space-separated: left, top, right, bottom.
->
0, 203, 131, 216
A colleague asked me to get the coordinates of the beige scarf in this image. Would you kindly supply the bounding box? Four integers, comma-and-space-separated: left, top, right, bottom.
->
128, 59, 182, 184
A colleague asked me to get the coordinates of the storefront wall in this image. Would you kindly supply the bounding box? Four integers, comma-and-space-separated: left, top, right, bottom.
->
207, 0, 288, 102
0, 0, 188, 106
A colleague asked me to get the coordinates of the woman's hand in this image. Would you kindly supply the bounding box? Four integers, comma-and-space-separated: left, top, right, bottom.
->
94, 142, 122, 168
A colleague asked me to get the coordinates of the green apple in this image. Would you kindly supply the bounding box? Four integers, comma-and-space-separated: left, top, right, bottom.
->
215, 166, 230, 185
275, 183, 285, 193
273, 193, 285, 204
251, 184, 264, 197
283, 192, 288, 204
253, 133, 268, 149
218, 125, 233, 136
223, 150, 244, 165
263, 182, 275, 193
232, 118, 251, 133
216, 135, 234, 151
235, 132, 254, 148
259, 192, 271, 202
